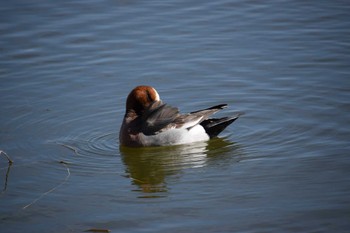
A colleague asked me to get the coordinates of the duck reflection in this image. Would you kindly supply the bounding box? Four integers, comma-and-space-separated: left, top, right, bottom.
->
120, 138, 240, 196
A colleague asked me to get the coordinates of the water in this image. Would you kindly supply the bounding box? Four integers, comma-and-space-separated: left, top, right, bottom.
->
1, 0, 350, 232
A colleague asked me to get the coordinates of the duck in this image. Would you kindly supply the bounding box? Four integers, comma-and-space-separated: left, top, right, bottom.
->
119, 85, 241, 147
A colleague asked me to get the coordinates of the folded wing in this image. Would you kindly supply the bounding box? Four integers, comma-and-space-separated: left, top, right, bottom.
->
141, 102, 230, 135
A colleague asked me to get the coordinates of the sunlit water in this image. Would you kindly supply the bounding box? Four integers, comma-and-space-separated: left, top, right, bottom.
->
1, 1, 350, 232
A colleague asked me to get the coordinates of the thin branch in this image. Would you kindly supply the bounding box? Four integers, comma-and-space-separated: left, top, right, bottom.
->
0, 150, 13, 164
1, 162, 12, 194
56, 143, 79, 156
23, 161, 71, 210
85, 229, 111, 233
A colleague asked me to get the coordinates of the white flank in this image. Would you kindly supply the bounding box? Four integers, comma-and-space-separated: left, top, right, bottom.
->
180, 116, 203, 130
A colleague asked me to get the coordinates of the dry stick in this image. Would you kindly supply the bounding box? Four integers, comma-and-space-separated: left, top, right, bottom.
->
85, 229, 111, 233
23, 161, 71, 210
56, 143, 79, 156
0, 150, 13, 192
0, 150, 13, 164
2, 164, 12, 193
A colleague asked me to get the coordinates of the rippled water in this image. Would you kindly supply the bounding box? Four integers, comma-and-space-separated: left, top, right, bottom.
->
1, 1, 350, 232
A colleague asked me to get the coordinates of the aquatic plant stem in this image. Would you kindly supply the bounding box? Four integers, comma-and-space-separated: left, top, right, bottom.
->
0, 150, 13, 164
23, 161, 71, 210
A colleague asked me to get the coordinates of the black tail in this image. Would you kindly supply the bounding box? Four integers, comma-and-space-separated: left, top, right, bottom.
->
200, 113, 242, 138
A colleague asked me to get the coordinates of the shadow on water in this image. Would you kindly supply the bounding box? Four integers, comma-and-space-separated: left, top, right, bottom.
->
120, 138, 243, 197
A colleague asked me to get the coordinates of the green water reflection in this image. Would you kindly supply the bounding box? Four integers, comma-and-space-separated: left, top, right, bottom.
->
120, 138, 241, 196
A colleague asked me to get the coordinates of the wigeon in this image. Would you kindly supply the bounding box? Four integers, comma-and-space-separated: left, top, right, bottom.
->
119, 85, 242, 147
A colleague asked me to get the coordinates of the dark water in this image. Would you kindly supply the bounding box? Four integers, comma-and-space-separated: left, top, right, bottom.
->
1, 1, 350, 232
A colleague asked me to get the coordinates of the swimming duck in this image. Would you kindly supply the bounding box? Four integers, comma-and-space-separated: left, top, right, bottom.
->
119, 85, 241, 147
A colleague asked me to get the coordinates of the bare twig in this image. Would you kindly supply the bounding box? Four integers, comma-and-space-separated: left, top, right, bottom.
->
0, 150, 13, 164
85, 229, 111, 233
23, 161, 71, 210
56, 143, 79, 156
1, 162, 12, 194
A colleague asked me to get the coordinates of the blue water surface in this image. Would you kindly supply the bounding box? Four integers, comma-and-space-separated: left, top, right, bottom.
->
1, 1, 350, 232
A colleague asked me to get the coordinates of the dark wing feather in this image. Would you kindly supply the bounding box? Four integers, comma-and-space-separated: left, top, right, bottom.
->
141, 102, 234, 135
172, 104, 229, 130
141, 102, 180, 135
187, 104, 228, 123
190, 104, 227, 113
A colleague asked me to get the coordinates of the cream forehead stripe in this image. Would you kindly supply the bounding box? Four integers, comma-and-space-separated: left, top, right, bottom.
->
152, 87, 160, 101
